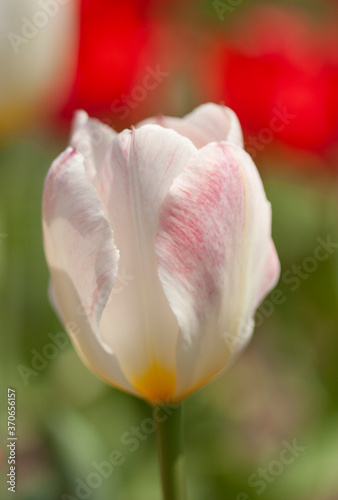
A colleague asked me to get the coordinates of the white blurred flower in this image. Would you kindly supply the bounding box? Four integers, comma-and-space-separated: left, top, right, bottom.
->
0, 0, 78, 135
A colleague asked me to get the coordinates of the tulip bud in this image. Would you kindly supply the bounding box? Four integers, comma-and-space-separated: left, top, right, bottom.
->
42, 103, 280, 403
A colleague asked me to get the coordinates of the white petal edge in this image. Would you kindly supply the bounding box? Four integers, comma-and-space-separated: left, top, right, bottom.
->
70, 110, 117, 186
42, 147, 137, 397
137, 103, 244, 148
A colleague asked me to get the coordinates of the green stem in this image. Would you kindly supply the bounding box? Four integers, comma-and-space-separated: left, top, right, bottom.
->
155, 403, 187, 500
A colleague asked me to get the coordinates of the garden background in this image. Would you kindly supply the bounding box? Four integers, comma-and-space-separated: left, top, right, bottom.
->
1, 0, 338, 498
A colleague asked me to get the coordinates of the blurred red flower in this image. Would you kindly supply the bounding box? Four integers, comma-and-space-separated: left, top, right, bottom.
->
60, 0, 152, 121
205, 5, 338, 153
59, 0, 200, 128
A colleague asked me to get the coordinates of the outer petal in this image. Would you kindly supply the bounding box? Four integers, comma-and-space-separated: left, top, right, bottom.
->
137, 103, 243, 148
42, 147, 136, 396
155, 142, 280, 400
70, 110, 117, 186
255, 239, 280, 308
98, 125, 197, 403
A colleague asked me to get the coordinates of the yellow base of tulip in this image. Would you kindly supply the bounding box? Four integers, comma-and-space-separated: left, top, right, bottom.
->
133, 362, 176, 404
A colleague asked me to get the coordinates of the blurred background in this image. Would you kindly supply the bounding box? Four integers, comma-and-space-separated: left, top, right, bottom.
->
1, 0, 338, 499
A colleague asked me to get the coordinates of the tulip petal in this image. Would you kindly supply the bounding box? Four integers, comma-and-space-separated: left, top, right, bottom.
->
138, 103, 243, 148
156, 142, 280, 400
70, 110, 117, 186
255, 239, 280, 308
98, 125, 197, 402
42, 147, 136, 395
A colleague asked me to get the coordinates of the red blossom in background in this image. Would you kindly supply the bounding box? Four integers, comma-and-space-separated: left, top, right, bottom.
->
203, 5, 338, 154
59, 0, 338, 163
59, 0, 206, 128
60, 0, 152, 121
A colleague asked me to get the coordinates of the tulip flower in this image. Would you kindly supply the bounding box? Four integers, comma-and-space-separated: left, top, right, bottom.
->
42, 103, 279, 499
42, 102, 279, 404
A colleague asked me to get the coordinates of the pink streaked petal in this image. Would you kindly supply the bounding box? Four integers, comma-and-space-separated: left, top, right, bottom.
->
137, 103, 244, 148
98, 125, 197, 399
42, 148, 136, 395
70, 110, 117, 186
156, 142, 279, 400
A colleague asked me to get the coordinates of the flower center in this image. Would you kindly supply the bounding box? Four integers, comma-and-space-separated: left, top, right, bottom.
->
133, 362, 176, 404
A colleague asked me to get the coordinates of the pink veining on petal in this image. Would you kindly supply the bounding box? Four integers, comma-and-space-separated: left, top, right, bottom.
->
157, 144, 245, 322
